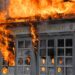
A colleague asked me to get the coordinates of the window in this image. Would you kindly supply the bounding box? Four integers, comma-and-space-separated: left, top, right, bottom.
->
25, 40, 31, 48
66, 39, 72, 47
66, 48, 72, 56
25, 55, 31, 65
65, 58, 72, 65
48, 67, 55, 75
58, 39, 64, 47
17, 66, 23, 75
39, 37, 73, 75
18, 41, 24, 48
17, 49, 23, 56
57, 67, 64, 75
40, 49, 46, 57
40, 40, 46, 48
40, 57, 46, 65
40, 66, 46, 75
48, 40, 54, 47
18, 58, 23, 65
57, 57, 64, 65
24, 66, 31, 74
8, 67, 15, 75
66, 67, 72, 75
57, 48, 64, 56
48, 48, 55, 65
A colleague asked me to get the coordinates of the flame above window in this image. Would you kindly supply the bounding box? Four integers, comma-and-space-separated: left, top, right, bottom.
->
0, 0, 75, 21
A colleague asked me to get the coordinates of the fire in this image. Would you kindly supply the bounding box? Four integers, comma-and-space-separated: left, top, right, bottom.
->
0, 0, 75, 21
52, 58, 54, 64
29, 23, 38, 54
42, 58, 46, 64
0, 0, 75, 67
0, 26, 15, 66
57, 67, 62, 73
2, 67, 8, 74
59, 58, 63, 64
7, 0, 75, 19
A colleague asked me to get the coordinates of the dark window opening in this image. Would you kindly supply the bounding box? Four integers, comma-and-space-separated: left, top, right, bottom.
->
58, 48, 64, 56
66, 48, 72, 56
18, 41, 24, 48
40, 49, 46, 57
58, 39, 64, 47
48, 40, 54, 47
25, 40, 31, 48
40, 40, 46, 47
66, 39, 72, 47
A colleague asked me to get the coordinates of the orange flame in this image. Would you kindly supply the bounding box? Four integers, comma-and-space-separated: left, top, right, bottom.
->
0, 0, 75, 21
2, 67, 8, 74
29, 23, 38, 53
8, 0, 75, 19
0, 26, 15, 66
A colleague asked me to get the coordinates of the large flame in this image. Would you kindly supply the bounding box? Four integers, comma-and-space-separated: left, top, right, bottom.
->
0, 0, 75, 20
0, 26, 15, 66
8, 0, 75, 19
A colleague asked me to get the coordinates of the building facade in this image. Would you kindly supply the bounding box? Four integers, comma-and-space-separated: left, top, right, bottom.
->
0, 19, 75, 75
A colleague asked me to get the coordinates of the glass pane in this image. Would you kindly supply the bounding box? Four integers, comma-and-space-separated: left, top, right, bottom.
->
66, 67, 72, 75
17, 58, 23, 65
25, 55, 31, 65
40, 66, 46, 74
40, 49, 46, 57
57, 67, 64, 75
8, 67, 15, 75
23, 50, 30, 57
66, 48, 72, 56
18, 41, 24, 48
25, 40, 31, 48
58, 39, 64, 47
24, 66, 30, 74
48, 48, 55, 65
66, 39, 72, 47
17, 66, 23, 75
17, 49, 23, 56
40, 57, 46, 65
48, 39, 54, 47
40, 40, 46, 47
66, 58, 72, 65
57, 48, 64, 56
57, 57, 64, 65
48, 67, 55, 75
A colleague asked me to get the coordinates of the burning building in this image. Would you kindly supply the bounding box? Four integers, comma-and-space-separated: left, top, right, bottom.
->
0, 0, 75, 75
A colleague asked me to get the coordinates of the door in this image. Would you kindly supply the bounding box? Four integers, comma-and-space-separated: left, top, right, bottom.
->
16, 38, 36, 75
